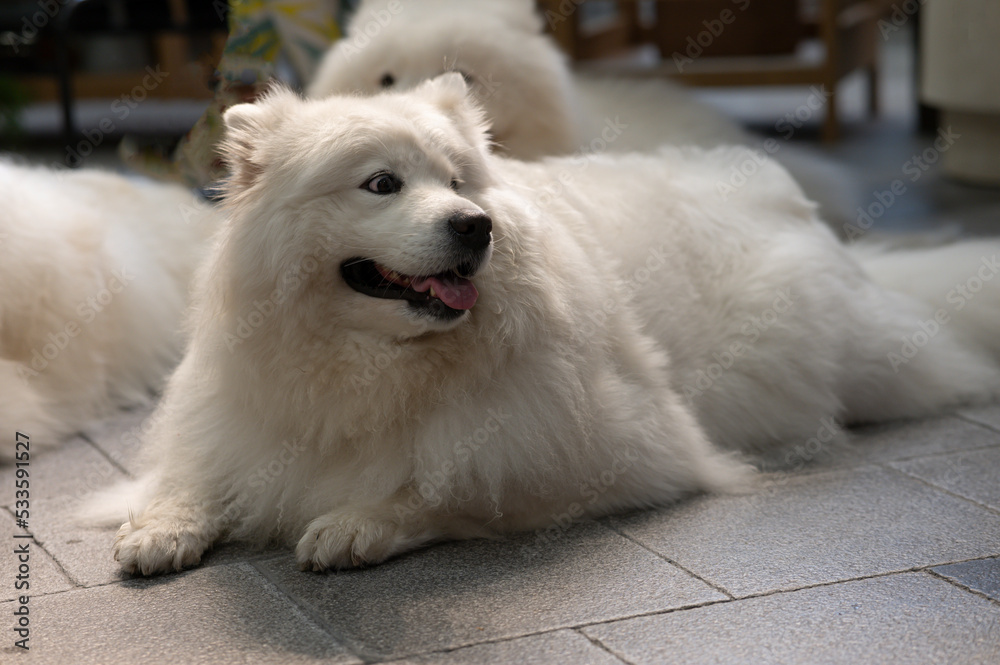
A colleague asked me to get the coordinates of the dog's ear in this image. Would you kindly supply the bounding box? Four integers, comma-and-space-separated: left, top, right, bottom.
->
414, 73, 491, 147
220, 86, 298, 190
415, 72, 472, 113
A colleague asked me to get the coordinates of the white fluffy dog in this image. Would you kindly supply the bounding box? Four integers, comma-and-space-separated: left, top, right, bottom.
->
110, 77, 1000, 575
308, 0, 856, 225
0, 160, 219, 459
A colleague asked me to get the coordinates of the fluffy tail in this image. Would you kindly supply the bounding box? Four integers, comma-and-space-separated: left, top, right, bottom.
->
857, 239, 1000, 358
836, 238, 1000, 424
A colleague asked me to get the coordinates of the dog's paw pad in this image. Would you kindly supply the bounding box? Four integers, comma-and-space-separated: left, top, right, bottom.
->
295, 514, 400, 571
113, 520, 210, 576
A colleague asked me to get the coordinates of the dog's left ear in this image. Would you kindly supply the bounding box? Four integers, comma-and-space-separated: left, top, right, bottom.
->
415, 73, 491, 148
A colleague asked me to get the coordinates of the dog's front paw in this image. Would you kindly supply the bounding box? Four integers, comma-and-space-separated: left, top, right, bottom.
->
295, 513, 407, 571
113, 519, 214, 576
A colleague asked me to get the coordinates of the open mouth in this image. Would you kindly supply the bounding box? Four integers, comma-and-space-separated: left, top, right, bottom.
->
340, 258, 480, 320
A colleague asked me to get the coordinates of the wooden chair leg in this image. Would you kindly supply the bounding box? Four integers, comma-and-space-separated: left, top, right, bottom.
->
822, 85, 839, 143
868, 63, 880, 117
538, 1, 577, 57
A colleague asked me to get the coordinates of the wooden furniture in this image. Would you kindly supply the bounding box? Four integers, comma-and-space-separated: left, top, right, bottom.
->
3, 0, 226, 139
538, 0, 895, 142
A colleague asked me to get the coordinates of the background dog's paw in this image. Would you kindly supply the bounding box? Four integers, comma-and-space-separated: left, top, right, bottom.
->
295, 514, 402, 571
113, 520, 212, 576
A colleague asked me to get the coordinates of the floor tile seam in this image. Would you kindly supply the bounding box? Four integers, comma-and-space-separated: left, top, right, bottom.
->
603, 523, 736, 600
576, 628, 638, 665
751, 454, 991, 481
927, 553, 1000, 567
0, 574, 140, 603
572, 563, 1000, 631
248, 559, 374, 664
726, 559, 1000, 601
362, 628, 636, 665
571, 594, 752, 632
924, 567, 1000, 608
198, 544, 290, 568
79, 432, 132, 478
876, 441, 1000, 464
2, 505, 84, 590
2, 584, 91, 604
954, 413, 1000, 437
879, 463, 1000, 515
4, 553, 362, 605
758, 460, 888, 479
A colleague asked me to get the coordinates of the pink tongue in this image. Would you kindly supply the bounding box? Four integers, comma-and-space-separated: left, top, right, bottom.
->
411, 274, 479, 310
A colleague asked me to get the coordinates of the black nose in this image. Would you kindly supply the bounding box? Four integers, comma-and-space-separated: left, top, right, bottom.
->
448, 211, 493, 251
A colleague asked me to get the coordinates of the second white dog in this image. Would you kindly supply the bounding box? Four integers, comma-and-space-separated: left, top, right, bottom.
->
309, 0, 857, 225
0, 160, 219, 459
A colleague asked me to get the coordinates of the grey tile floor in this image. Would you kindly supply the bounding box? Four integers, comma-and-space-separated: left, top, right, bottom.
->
3, 23, 1000, 665
2, 405, 999, 663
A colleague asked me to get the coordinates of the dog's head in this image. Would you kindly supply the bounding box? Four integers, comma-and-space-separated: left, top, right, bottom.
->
307, 0, 578, 159
218, 74, 496, 338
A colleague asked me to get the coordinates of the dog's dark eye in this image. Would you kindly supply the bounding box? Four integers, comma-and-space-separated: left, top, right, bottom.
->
380, 73, 395, 88
364, 173, 401, 195
450, 178, 461, 191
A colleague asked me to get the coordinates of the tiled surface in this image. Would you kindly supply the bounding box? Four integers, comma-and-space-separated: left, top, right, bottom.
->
20, 437, 133, 587
757, 415, 1000, 474
0, 510, 74, 602
255, 521, 725, 661
381, 630, 626, 665
609, 465, 1000, 597
0, 563, 361, 664
582, 573, 1000, 665
891, 446, 1000, 511
933, 558, 1000, 602
960, 405, 1000, 433
2, 411, 996, 663
7, 436, 126, 512
841, 416, 1000, 466
80, 404, 159, 477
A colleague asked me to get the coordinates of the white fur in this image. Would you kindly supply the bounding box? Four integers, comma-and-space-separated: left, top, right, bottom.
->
106, 80, 1000, 575
307, 0, 858, 226
0, 160, 220, 459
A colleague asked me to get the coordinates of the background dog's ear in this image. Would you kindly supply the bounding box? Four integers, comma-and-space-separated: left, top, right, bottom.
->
414, 73, 491, 148
221, 86, 298, 191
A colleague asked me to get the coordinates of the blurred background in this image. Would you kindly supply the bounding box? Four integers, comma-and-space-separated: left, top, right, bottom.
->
1, 0, 997, 233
